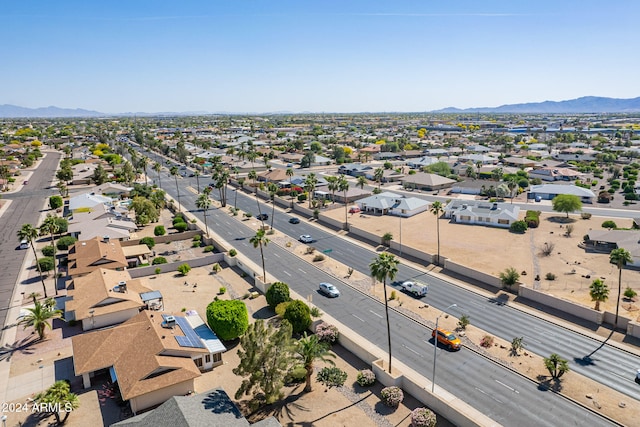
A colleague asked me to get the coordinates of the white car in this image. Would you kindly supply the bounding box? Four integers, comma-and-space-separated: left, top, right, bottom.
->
299, 235, 313, 243
400, 280, 428, 297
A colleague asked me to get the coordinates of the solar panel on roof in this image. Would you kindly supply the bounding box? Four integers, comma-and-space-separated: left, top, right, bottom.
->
174, 316, 205, 348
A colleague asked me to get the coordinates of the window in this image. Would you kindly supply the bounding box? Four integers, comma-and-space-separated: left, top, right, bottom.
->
205, 354, 211, 363
498, 219, 509, 225
460, 215, 471, 221
194, 358, 203, 367
213, 353, 222, 363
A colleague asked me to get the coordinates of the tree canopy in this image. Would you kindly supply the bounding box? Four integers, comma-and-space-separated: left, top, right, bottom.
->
551, 194, 582, 218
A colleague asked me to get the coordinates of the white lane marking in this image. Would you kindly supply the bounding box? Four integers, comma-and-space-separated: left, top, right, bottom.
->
298, 268, 306, 274
606, 370, 633, 382
369, 310, 383, 318
522, 335, 541, 344
273, 253, 280, 258
282, 270, 292, 277
495, 380, 519, 394
352, 314, 365, 322
475, 387, 503, 404
402, 344, 420, 356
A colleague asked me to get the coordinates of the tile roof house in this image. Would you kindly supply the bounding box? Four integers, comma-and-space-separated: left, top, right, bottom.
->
65, 269, 153, 330
528, 167, 584, 182
112, 387, 281, 427
68, 192, 113, 212
357, 191, 430, 217
444, 200, 520, 228
257, 168, 288, 183
68, 217, 138, 242
73, 311, 226, 415
67, 236, 128, 278
400, 172, 456, 191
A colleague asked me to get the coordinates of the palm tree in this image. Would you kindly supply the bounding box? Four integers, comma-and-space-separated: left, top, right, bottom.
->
338, 176, 350, 230
169, 166, 181, 212
18, 299, 62, 340
369, 252, 399, 373
194, 170, 201, 193
41, 215, 60, 295
196, 191, 212, 237
267, 182, 279, 229
544, 353, 570, 380
35, 380, 80, 424
610, 248, 632, 328
326, 176, 339, 203
589, 278, 609, 311
28, 292, 41, 304
506, 177, 518, 204
286, 167, 294, 187
138, 156, 149, 186
430, 201, 444, 266
295, 333, 336, 392
17, 224, 48, 298
153, 162, 162, 189
248, 169, 258, 193
373, 168, 384, 190
304, 173, 318, 208
356, 175, 367, 190
250, 228, 270, 282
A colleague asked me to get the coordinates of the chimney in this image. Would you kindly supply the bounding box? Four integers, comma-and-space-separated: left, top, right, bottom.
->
103, 235, 110, 243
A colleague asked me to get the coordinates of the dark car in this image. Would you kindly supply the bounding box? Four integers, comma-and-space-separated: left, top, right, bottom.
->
289, 217, 300, 224
256, 213, 269, 221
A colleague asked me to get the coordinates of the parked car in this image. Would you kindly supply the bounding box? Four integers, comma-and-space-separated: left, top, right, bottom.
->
23, 180, 28, 185
19, 239, 30, 250
289, 217, 300, 224
400, 281, 428, 297
299, 234, 313, 243
348, 206, 361, 214
319, 282, 340, 297
256, 213, 269, 221
432, 328, 461, 351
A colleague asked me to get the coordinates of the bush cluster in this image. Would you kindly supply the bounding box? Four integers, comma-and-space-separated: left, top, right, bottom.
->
356, 369, 376, 387
205, 299, 248, 341
152, 257, 167, 265
56, 236, 76, 251
410, 407, 437, 427
316, 367, 348, 388
380, 386, 404, 408
41, 245, 55, 257
480, 335, 494, 348
315, 322, 339, 343
283, 300, 312, 334
153, 225, 166, 236
524, 210, 540, 228
266, 282, 291, 308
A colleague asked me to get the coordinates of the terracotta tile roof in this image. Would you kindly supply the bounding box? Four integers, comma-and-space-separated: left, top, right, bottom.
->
65, 269, 152, 321
67, 236, 128, 277
72, 311, 204, 401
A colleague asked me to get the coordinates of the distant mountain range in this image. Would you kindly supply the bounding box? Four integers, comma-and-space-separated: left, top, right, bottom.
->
432, 96, 640, 114
2, 96, 640, 118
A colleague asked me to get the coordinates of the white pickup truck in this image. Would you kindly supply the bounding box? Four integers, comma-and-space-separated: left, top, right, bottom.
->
400, 281, 428, 297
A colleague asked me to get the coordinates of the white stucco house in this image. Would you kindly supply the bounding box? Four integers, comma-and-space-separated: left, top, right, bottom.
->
444, 200, 520, 228
357, 191, 430, 217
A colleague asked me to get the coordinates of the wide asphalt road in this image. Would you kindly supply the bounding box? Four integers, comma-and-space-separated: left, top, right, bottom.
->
0, 151, 61, 339
150, 170, 615, 426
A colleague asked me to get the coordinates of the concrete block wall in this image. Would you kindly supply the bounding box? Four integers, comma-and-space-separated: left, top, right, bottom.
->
444, 260, 503, 288
348, 225, 384, 246
519, 285, 603, 324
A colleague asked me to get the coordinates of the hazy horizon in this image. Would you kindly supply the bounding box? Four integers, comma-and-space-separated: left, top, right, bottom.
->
2, 1, 638, 114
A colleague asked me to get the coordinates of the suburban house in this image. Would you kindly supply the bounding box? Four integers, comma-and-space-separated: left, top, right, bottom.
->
583, 230, 640, 267
406, 156, 440, 169
501, 157, 539, 168
70, 163, 100, 185
363, 169, 405, 183
68, 217, 138, 241
257, 168, 288, 183
72, 311, 226, 415
552, 147, 599, 161
338, 164, 373, 177
457, 154, 498, 165
68, 192, 113, 213
92, 182, 133, 198
69, 202, 132, 222
122, 244, 153, 268
528, 183, 595, 203
444, 200, 520, 228
400, 172, 456, 191
67, 236, 128, 278
357, 191, 430, 217
65, 268, 155, 330
112, 387, 281, 427
278, 153, 304, 164
528, 167, 584, 182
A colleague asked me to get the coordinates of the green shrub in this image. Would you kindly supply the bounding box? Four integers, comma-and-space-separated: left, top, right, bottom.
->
37, 256, 55, 272
174, 221, 188, 232
152, 257, 167, 265
192, 240, 201, 248
154, 225, 166, 236
177, 263, 191, 275
228, 248, 237, 257
313, 254, 325, 262
297, 193, 307, 202
41, 245, 55, 257
205, 300, 249, 341
316, 367, 348, 388
275, 301, 292, 317
410, 407, 437, 427
581, 212, 592, 219
54, 217, 68, 234
510, 220, 528, 233
545, 272, 557, 280
601, 220, 617, 229
266, 282, 291, 308
285, 365, 307, 385
193, 234, 202, 241
140, 237, 156, 249
203, 245, 214, 252
624, 287, 637, 300
154, 267, 162, 275
56, 236, 77, 250
283, 300, 312, 334
172, 216, 185, 225
219, 287, 226, 294
49, 195, 63, 210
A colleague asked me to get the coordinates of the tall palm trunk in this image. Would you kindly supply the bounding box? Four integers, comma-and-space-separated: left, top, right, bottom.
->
259, 243, 266, 281
435, 217, 441, 266
30, 242, 48, 298
382, 279, 392, 373
49, 231, 58, 295
174, 176, 181, 212
615, 267, 622, 328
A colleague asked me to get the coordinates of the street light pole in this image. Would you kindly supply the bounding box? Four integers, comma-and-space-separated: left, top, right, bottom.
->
399, 214, 402, 257
432, 303, 457, 393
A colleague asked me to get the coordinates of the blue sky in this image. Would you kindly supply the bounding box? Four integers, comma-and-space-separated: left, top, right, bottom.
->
1, 1, 638, 113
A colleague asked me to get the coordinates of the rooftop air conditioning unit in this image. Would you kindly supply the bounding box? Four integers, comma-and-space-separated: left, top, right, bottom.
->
164, 316, 176, 328
117, 281, 127, 292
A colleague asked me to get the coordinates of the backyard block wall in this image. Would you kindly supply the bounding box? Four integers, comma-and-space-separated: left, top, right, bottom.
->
518, 285, 604, 324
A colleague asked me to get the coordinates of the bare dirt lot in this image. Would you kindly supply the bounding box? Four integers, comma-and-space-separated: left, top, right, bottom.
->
322, 203, 640, 321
